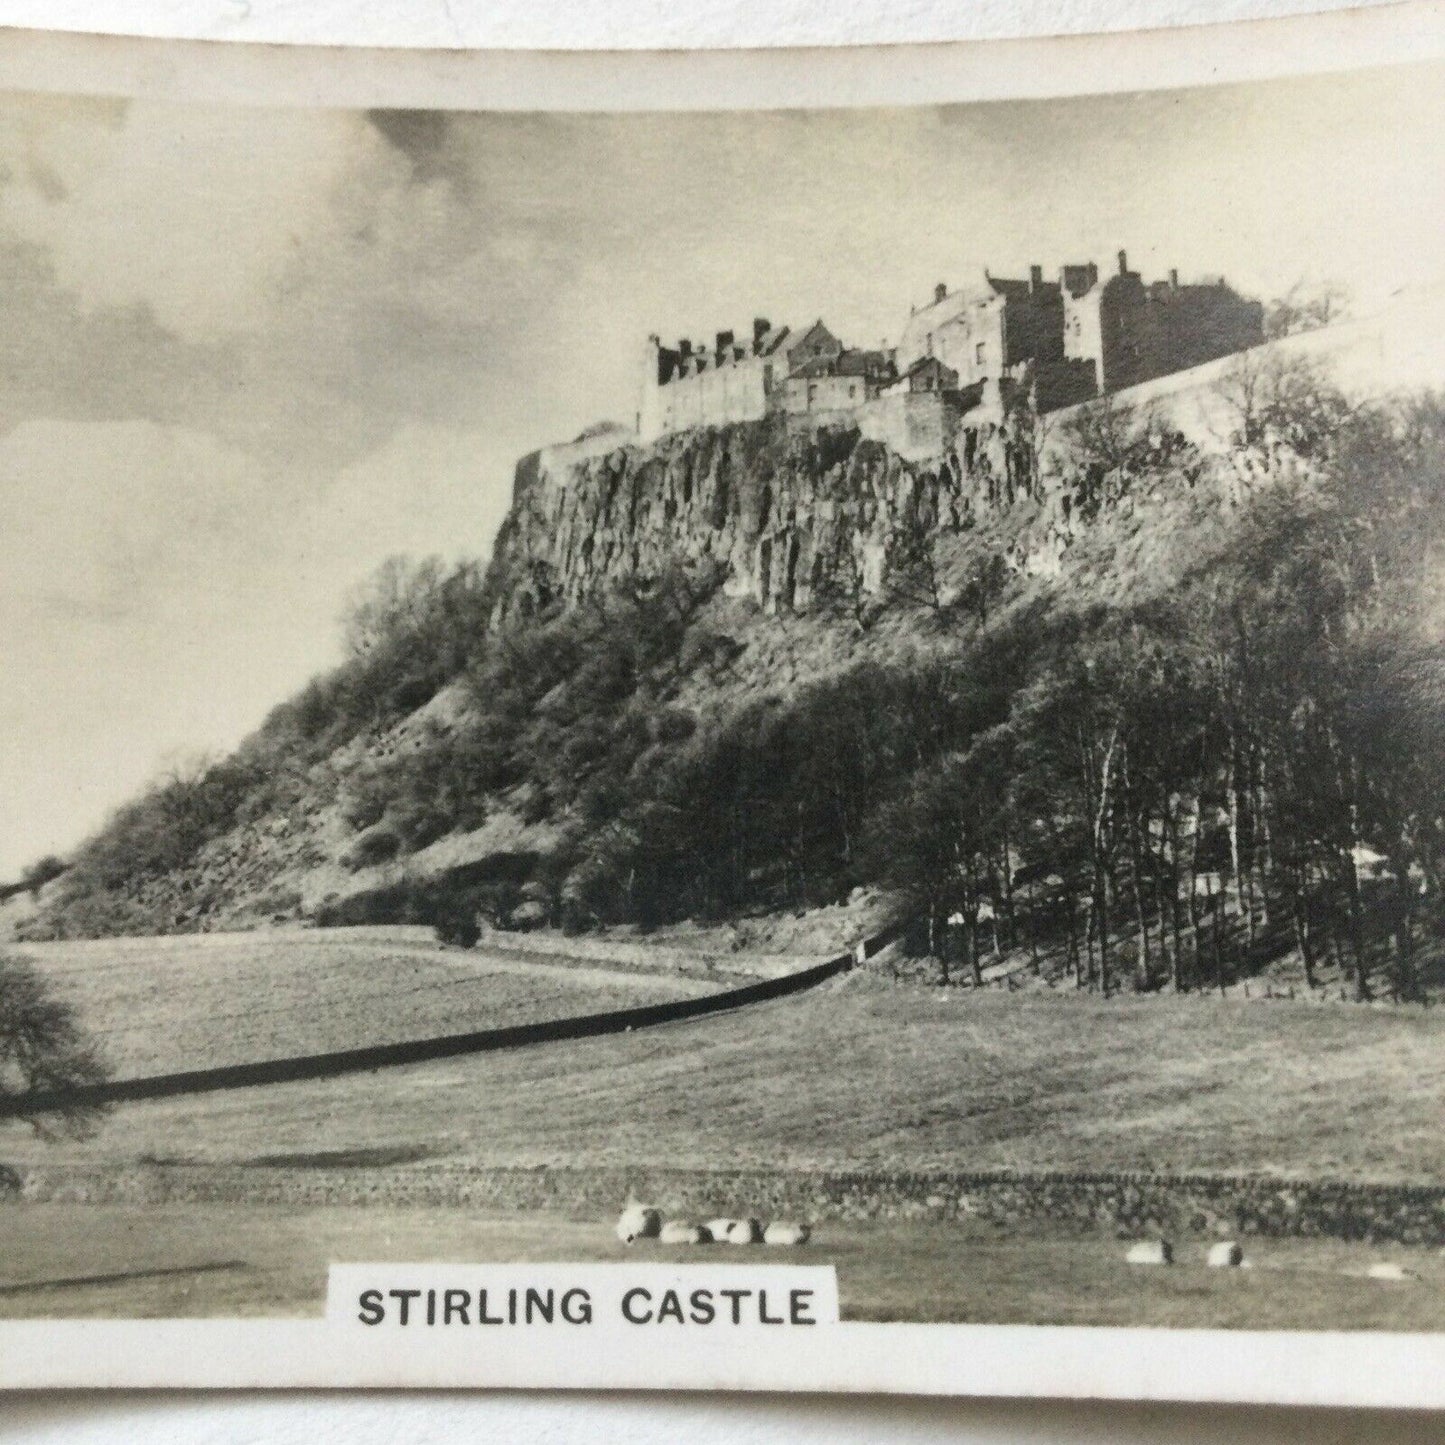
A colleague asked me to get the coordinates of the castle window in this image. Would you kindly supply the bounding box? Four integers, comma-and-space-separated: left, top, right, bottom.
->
975, 342, 985, 365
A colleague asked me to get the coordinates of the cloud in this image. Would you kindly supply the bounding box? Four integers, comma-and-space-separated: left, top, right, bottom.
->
0, 95, 372, 342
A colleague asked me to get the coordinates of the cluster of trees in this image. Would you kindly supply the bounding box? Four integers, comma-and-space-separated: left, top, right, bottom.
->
873, 384, 1445, 997
331, 560, 729, 878
525, 372, 1445, 1000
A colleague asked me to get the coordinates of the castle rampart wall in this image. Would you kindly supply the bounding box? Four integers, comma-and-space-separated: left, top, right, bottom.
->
640, 354, 772, 442
782, 372, 869, 415
856, 391, 967, 462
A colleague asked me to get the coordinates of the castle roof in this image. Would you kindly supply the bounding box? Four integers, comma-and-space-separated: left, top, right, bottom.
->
788, 347, 894, 381
836, 347, 893, 377
903, 355, 959, 385
786, 319, 843, 357
788, 355, 837, 379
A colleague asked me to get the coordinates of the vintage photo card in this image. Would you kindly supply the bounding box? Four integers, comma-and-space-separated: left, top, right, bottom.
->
2, 2, 1445, 1402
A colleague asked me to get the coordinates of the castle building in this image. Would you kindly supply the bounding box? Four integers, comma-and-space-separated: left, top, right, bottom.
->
897, 267, 1063, 389
1062, 251, 1266, 393
636, 255, 1263, 442
899, 256, 1261, 406
781, 346, 896, 415
638, 318, 844, 442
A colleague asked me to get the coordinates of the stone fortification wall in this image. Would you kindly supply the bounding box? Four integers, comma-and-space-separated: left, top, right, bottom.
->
855, 392, 969, 463
15, 1163, 1445, 1247
639, 356, 771, 442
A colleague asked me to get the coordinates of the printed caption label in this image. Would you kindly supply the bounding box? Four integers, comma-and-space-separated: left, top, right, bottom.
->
328, 1263, 840, 1332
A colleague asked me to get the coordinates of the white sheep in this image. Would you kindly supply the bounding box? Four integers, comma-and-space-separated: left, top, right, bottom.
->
614, 1205, 662, 1244
1366, 1262, 1416, 1282
1207, 1241, 1245, 1268
659, 1220, 710, 1245
706, 1218, 738, 1242
724, 1218, 763, 1245
1125, 1239, 1173, 1266
763, 1221, 811, 1247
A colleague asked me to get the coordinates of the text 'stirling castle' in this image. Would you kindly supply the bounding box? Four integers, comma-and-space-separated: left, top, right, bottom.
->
637, 252, 1263, 442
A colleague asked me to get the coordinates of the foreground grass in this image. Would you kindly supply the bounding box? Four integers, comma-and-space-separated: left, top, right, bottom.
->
7, 948, 1445, 1181
13, 927, 715, 1076
2, 1202, 1443, 1329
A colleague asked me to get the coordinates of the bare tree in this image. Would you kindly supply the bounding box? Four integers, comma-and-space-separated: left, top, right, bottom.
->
340, 554, 448, 657
1264, 280, 1349, 340
814, 535, 877, 632
887, 504, 947, 614
1053, 393, 1171, 518
1214, 346, 1352, 458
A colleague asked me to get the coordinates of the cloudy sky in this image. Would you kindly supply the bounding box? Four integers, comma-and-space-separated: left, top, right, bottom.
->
1, 60, 1442, 877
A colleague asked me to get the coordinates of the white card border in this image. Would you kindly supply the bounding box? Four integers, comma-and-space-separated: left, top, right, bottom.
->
1, 2, 1443, 1405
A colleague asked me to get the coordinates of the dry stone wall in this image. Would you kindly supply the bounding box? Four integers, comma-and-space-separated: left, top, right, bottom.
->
15, 1163, 1445, 1247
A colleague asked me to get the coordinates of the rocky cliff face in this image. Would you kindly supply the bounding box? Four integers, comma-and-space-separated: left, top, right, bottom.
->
489, 397, 1041, 620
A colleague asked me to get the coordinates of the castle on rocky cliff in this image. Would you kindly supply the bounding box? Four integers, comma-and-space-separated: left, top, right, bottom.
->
637, 251, 1263, 442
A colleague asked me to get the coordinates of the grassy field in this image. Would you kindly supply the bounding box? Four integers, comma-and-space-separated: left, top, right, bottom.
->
5, 930, 1445, 1181
2, 1202, 1443, 1329
12, 927, 718, 1076
6, 928, 1445, 1330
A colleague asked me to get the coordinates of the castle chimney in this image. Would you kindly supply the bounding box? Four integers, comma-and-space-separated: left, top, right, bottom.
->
678, 338, 692, 358
716, 329, 735, 356
753, 317, 770, 348
1030, 264, 1043, 292
1117, 249, 1129, 276
1169, 268, 1179, 291
934, 282, 948, 304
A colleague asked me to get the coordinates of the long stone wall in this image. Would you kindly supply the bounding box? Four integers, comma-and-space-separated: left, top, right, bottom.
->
0, 949, 855, 1116
11, 1163, 1445, 1246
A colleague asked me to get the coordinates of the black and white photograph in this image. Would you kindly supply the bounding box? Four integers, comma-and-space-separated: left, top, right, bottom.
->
1, 7, 1444, 1399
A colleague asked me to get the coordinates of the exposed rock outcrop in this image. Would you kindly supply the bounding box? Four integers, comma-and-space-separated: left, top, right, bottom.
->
490, 397, 1041, 620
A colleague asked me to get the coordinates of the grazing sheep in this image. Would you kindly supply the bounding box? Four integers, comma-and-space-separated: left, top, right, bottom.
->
614, 1205, 662, 1245
706, 1218, 738, 1242
1207, 1241, 1245, 1269
659, 1220, 709, 1246
724, 1218, 763, 1245
1366, 1262, 1415, 1282
763, 1221, 811, 1247
1125, 1240, 1174, 1266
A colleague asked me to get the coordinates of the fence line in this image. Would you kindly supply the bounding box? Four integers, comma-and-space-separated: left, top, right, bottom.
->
3, 924, 900, 1117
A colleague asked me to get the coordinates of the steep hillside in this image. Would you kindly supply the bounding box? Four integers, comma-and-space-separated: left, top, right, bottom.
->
19, 292, 1445, 1003
20, 400, 1200, 938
